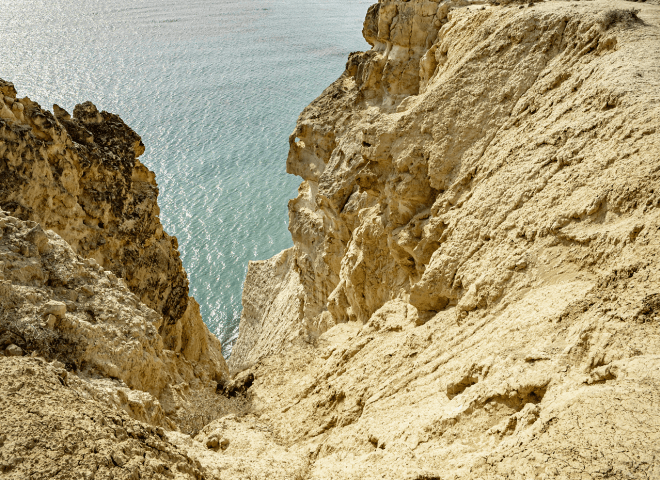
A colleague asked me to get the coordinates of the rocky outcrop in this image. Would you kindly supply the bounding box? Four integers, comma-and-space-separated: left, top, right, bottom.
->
0, 80, 233, 437
0, 209, 229, 430
3, 0, 660, 478
226, 0, 660, 478
231, 0, 660, 364
0, 82, 217, 370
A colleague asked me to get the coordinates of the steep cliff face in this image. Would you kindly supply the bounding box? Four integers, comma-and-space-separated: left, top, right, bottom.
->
0, 83, 214, 363
231, 0, 660, 365
0, 208, 231, 431
3, 0, 660, 478
225, 0, 660, 478
0, 82, 229, 429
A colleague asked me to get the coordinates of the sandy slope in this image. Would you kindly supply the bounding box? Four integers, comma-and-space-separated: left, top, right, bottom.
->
221, 0, 660, 478
1, 0, 659, 478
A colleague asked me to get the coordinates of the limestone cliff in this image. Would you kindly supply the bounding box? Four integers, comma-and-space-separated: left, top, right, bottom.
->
0, 82, 222, 374
224, 0, 660, 478
0, 209, 222, 425
0, 82, 229, 432
2, 0, 660, 478
0, 210, 220, 478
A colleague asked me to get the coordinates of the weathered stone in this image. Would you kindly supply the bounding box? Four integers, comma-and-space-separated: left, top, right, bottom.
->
42, 301, 66, 319
5, 344, 22, 356
3, 1, 660, 479
0, 78, 229, 430
79, 285, 94, 297
0, 207, 229, 431
0, 88, 226, 385
222, 1, 660, 479
44, 314, 57, 329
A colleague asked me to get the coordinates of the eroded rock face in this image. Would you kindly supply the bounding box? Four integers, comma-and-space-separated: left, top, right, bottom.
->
0, 209, 227, 428
0, 85, 194, 348
231, 0, 660, 366
0, 356, 205, 480
225, 0, 660, 478
0, 82, 229, 425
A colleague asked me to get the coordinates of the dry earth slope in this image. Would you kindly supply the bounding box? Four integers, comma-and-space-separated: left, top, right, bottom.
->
220, 0, 660, 478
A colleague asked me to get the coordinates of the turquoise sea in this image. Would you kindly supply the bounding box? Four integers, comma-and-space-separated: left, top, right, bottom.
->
1, 0, 371, 355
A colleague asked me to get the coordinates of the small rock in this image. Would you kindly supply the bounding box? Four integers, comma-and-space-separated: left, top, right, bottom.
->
43, 300, 67, 319
205, 434, 229, 451
45, 314, 57, 329
5, 344, 23, 356
515, 259, 528, 270
23, 224, 51, 255
64, 301, 77, 312
110, 451, 127, 467
217, 370, 255, 397
524, 351, 550, 362
57, 288, 78, 301
80, 285, 95, 297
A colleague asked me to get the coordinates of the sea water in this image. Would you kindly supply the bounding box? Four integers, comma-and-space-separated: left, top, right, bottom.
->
1, 0, 372, 355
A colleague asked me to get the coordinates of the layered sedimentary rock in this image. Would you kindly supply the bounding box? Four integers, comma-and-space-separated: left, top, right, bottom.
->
226, 0, 660, 478
0, 82, 220, 372
3, 0, 660, 478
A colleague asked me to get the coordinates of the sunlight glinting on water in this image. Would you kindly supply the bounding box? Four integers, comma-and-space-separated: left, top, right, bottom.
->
1, 0, 372, 355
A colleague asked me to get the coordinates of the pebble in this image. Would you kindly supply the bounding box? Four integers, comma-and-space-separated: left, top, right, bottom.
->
5, 344, 23, 356
43, 300, 67, 318
80, 285, 95, 297
45, 314, 57, 329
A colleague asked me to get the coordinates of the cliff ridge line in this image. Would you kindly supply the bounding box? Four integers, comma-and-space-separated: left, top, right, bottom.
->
225, 0, 660, 478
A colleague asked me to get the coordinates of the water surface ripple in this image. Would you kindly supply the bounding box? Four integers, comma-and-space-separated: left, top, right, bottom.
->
1, 0, 371, 354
